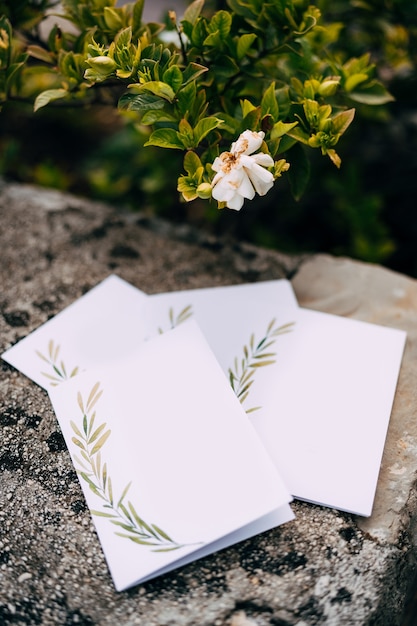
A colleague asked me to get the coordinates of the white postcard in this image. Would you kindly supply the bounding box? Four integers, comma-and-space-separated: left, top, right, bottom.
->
2, 275, 149, 389
48, 321, 293, 591
2, 274, 406, 522
148, 286, 406, 516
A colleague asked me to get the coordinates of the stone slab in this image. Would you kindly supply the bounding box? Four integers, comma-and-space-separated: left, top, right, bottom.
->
1, 180, 417, 626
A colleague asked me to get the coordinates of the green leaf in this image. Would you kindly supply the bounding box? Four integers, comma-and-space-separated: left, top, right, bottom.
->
237, 381, 254, 398
176, 81, 196, 117
81, 450, 90, 466
163, 65, 183, 93
132, 0, 144, 32
91, 429, 111, 455
119, 91, 166, 112
70, 420, 83, 439
184, 151, 202, 176
240, 107, 261, 132
179, 117, 194, 146
80, 472, 98, 490
345, 73, 369, 93
193, 116, 223, 145
77, 391, 84, 414
117, 481, 132, 508
152, 523, 174, 542
190, 18, 207, 47
209, 10, 232, 39
27, 45, 54, 64
331, 109, 355, 135
87, 411, 96, 438
145, 128, 185, 149
111, 521, 141, 533
103, 462, 107, 490
177, 305, 193, 323
326, 148, 341, 168
177, 176, 199, 201
241, 99, 257, 118
137, 81, 176, 102
287, 125, 310, 146
249, 360, 276, 367
72, 436, 86, 450
204, 31, 222, 47
236, 33, 257, 61
34, 89, 69, 112
91, 510, 117, 518
141, 109, 177, 124
119, 502, 134, 523
115, 532, 160, 546
88, 422, 107, 445
104, 7, 125, 31
73, 454, 89, 471
128, 501, 159, 538
183, 0, 204, 25
271, 120, 298, 139
348, 82, 395, 105
108, 475, 113, 505
261, 83, 278, 121
53, 365, 64, 378
181, 62, 207, 87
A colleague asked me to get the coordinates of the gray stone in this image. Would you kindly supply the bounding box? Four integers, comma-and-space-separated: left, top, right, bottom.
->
1, 180, 416, 625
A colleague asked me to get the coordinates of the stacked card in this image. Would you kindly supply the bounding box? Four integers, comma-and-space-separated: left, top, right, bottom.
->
2, 275, 406, 591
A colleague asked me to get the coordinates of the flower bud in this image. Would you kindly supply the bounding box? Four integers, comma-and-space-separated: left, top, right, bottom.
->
318, 79, 340, 96
86, 55, 117, 78
197, 182, 212, 199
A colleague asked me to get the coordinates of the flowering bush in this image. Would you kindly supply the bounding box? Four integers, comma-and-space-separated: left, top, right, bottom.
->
0, 0, 392, 212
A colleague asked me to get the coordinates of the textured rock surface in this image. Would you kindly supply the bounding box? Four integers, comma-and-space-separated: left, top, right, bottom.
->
1, 180, 417, 626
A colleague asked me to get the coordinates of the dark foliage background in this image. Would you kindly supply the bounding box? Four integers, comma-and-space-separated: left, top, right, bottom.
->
1, 0, 417, 276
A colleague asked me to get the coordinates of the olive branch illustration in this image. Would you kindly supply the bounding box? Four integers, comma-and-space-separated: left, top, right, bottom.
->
70, 382, 185, 552
229, 319, 295, 414
157, 306, 294, 412
158, 305, 193, 334
36, 339, 79, 386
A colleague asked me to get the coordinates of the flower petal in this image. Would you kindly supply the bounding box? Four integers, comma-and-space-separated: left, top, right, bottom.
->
227, 193, 245, 210
246, 168, 274, 196
251, 152, 274, 167
237, 171, 256, 200
231, 130, 265, 156
212, 178, 235, 202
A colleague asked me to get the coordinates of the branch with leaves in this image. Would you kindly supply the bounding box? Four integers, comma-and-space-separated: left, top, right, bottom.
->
71, 382, 184, 551
36, 339, 79, 386
229, 319, 294, 413
157, 304, 193, 334
0, 0, 393, 212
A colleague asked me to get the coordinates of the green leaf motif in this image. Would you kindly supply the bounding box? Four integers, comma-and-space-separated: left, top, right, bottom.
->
70, 384, 189, 552
158, 304, 194, 333
36, 340, 80, 386
228, 319, 295, 413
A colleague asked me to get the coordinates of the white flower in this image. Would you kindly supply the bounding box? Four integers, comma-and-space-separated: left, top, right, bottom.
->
211, 130, 275, 211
